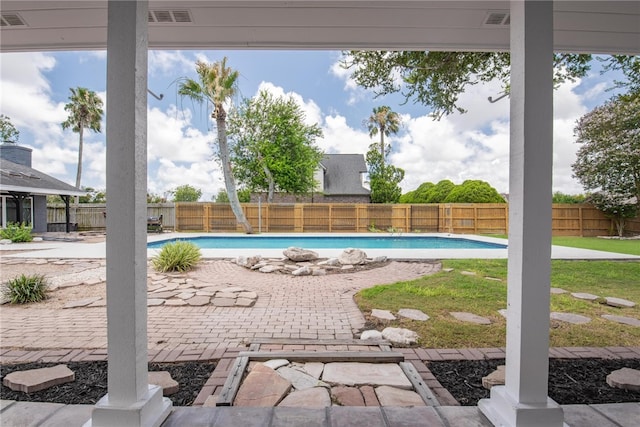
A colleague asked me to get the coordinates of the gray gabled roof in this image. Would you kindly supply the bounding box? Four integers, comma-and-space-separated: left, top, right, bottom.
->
320, 154, 370, 196
0, 158, 86, 196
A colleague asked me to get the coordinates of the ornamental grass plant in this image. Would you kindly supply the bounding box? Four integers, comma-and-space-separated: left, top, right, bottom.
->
2, 274, 49, 304
152, 241, 202, 272
0, 222, 33, 243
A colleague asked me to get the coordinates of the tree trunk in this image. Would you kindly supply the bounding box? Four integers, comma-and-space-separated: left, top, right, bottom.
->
76, 124, 84, 188
259, 156, 275, 203
216, 113, 253, 234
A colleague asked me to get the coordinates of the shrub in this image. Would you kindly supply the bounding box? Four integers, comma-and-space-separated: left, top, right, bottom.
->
0, 222, 33, 242
2, 274, 48, 304
152, 241, 202, 272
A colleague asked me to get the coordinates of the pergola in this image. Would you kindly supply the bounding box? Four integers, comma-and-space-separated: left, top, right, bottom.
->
1, 2, 638, 426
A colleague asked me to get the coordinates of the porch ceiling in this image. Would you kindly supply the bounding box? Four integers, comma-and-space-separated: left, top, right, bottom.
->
1, 1, 638, 54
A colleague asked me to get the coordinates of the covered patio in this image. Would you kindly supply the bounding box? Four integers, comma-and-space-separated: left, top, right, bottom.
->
1, 1, 638, 426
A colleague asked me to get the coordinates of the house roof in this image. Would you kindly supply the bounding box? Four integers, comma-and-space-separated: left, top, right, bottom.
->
0, 1, 638, 54
0, 158, 86, 197
321, 154, 370, 196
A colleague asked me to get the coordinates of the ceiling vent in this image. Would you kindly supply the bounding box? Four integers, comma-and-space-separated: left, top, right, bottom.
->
1, 13, 26, 27
483, 11, 510, 27
148, 10, 192, 24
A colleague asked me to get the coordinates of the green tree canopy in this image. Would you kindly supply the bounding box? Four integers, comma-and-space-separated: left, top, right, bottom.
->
61, 87, 104, 189
425, 179, 456, 203
366, 145, 404, 203
178, 58, 253, 233
340, 52, 634, 119
172, 184, 202, 202
443, 180, 506, 203
215, 189, 250, 203
399, 182, 435, 203
0, 115, 20, 143
228, 90, 324, 202
572, 92, 640, 206
552, 192, 587, 204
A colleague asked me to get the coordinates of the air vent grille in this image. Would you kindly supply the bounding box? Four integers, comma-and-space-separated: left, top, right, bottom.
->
1, 13, 26, 27
483, 11, 510, 27
148, 10, 192, 24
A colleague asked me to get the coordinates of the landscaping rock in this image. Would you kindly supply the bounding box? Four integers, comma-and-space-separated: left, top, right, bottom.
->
63, 297, 103, 309
293, 362, 324, 380
259, 265, 281, 273
311, 268, 327, 276
375, 386, 425, 407
338, 248, 367, 265
482, 365, 505, 389
3, 365, 75, 393
186, 296, 210, 306
236, 298, 256, 307
606, 368, 640, 391
371, 256, 387, 263
322, 363, 412, 389
236, 255, 261, 268
450, 312, 491, 325
263, 359, 290, 370
550, 287, 567, 294
397, 308, 429, 321
283, 247, 319, 262
381, 327, 418, 345
360, 385, 380, 406
550, 312, 591, 324
148, 371, 179, 396
234, 364, 292, 406
276, 366, 329, 390
238, 291, 258, 299
278, 387, 331, 407
292, 266, 312, 276
461, 271, 476, 276
571, 292, 599, 301
147, 298, 165, 307
604, 297, 636, 308
331, 386, 365, 406
360, 330, 383, 340
211, 298, 235, 307
371, 309, 396, 321
602, 314, 640, 327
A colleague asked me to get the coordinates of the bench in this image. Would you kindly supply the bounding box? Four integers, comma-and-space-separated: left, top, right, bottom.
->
147, 215, 163, 233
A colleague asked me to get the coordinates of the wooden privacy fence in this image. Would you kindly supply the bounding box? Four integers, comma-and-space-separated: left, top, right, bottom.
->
47, 203, 176, 231
174, 202, 622, 236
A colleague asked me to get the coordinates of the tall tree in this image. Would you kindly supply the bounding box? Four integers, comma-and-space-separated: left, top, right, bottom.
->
342, 51, 597, 119
61, 87, 104, 188
0, 115, 20, 143
365, 106, 401, 159
228, 90, 324, 202
572, 92, 640, 206
178, 58, 253, 233
172, 184, 202, 202
366, 144, 404, 203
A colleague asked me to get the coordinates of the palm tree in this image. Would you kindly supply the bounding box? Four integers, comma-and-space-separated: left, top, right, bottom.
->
178, 58, 253, 233
61, 87, 104, 189
365, 105, 401, 161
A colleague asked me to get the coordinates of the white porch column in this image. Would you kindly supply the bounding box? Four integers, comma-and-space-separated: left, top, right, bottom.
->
478, 1, 564, 426
85, 1, 171, 426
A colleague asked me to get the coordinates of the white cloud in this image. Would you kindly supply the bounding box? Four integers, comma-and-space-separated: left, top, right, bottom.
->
149, 158, 223, 202
148, 50, 194, 77
318, 114, 372, 154
329, 54, 368, 105
255, 81, 323, 127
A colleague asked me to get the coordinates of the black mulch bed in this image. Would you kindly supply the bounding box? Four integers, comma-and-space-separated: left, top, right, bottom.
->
429, 358, 640, 406
0, 361, 215, 406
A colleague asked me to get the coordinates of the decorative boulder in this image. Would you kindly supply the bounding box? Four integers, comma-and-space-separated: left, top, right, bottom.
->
283, 247, 319, 262
381, 327, 418, 345
338, 248, 368, 265
236, 255, 262, 268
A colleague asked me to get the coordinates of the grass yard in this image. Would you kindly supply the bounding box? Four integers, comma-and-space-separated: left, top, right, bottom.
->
355, 259, 640, 348
486, 234, 640, 256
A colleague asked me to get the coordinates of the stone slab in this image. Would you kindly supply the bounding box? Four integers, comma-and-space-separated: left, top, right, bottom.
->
550, 312, 591, 324
606, 368, 640, 391
271, 407, 328, 427
550, 287, 567, 294
278, 387, 331, 407
0, 401, 65, 427
397, 308, 430, 321
263, 359, 290, 370
164, 299, 187, 306
234, 364, 292, 407
3, 364, 75, 393
450, 312, 491, 325
571, 292, 599, 301
186, 296, 210, 306
277, 366, 328, 390
63, 297, 102, 309
605, 297, 636, 308
381, 327, 418, 345
591, 403, 640, 427
602, 314, 640, 327
562, 404, 620, 427
361, 330, 383, 340
331, 386, 365, 406
461, 271, 477, 276
330, 406, 386, 427
360, 385, 380, 406
371, 309, 396, 321
436, 406, 494, 427
322, 363, 412, 389
212, 298, 236, 307
150, 291, 178, 299
383, 407, 445, 427
149, 371, 179, 396
147, 298, 165, 306
482, 365, 505, 389
375, 385, 425, 407
297, 362, 324, 380
236, 298, 256, 307
43, 404, 94, 426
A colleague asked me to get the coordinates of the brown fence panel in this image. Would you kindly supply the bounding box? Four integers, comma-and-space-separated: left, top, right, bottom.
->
175, 203, 205, 231
207, 204, 237, 231
267, 204, 295, 231
363, 205, 393, 231
627, 217, 640, 234
409, 204, 439, 232
475, 204, 508, 234
303, 204, 330, 231
331, 204, 357, 231
450, 204, 476, 234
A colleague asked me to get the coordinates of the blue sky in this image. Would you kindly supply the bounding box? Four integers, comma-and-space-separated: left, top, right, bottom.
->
0, 50, 621, 201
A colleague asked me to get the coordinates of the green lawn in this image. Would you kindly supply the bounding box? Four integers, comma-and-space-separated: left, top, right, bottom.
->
356, 259, 640, 348
486, 235, 640, 256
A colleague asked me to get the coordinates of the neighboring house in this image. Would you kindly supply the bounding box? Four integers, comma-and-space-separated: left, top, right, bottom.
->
249, 153, 371, 203
0, 142, 85, 233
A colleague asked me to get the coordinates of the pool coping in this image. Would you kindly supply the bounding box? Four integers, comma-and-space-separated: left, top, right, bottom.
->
1, 232, 638, 260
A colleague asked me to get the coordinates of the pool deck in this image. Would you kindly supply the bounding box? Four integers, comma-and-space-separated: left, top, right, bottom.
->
2, 232, 638, 260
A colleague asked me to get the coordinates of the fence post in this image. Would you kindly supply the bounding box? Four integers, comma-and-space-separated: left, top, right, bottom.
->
578, 205, 583, 237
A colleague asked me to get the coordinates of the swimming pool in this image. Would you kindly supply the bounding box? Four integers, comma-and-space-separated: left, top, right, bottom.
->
147, 235, 507, 250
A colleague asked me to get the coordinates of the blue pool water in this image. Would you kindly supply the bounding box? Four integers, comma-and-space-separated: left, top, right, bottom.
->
148, 235, 507, 250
